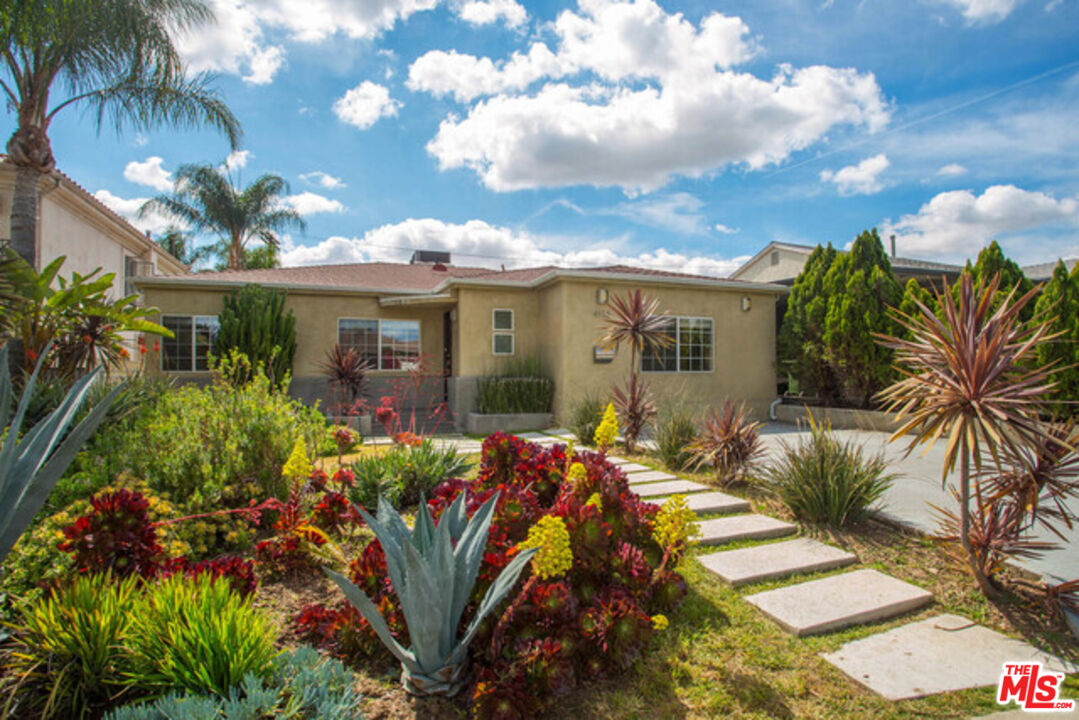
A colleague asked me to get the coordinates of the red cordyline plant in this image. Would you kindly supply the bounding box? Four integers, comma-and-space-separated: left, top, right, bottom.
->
688, 399, 765, 486
321, 343, 370, 418
876, 272, 1062, 598
598, 290, 673, 453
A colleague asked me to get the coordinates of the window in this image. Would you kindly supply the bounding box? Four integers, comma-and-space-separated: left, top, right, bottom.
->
161, 315, 219, 371
338, 318, 420, 370
770, 251, 780, 267
492, 309, 514, 356
641, 316, 713, 373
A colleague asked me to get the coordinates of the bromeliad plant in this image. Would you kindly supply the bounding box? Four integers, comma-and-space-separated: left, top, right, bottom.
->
0, 343, 122, 565
324, 492, 537, 696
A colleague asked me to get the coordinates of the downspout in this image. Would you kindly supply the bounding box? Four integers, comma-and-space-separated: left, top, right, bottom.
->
769, 397, 782, 421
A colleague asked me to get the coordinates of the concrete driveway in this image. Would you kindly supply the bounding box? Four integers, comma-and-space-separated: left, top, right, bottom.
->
758, 423, 1079, 583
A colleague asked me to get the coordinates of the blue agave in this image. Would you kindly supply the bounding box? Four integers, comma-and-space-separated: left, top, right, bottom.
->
325, 491, 536, 696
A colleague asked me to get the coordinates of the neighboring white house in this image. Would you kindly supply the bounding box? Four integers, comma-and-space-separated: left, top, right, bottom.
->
0, 160, 187, 294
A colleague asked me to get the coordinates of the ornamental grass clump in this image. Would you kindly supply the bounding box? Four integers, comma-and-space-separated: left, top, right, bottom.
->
762, 416, 894, 527
654, 403, 698, 470
296, 432, 692, 719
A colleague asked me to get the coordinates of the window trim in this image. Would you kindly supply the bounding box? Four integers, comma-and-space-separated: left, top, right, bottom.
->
491, 308, 515, 356
160, 314, 219, 373
337, 317, 422, 372
640, 315, 714, 374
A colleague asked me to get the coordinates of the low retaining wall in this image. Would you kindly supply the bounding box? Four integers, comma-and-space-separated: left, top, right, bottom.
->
775, 404, 902, 433
466, 412, 553, 435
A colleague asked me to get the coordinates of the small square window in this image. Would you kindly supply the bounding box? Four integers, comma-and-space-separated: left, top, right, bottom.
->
770, 251, 780, 266
493, 333, 514, 355
493, 309, 514, 331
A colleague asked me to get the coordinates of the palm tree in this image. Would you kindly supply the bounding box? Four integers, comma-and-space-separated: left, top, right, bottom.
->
155, 226, 213, 267
141, 164, 305, 270
1, 0, 242, 266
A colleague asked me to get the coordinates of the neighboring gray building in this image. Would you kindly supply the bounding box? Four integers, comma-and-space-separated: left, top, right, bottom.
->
731, 241, 963, 287
1021, 258, 1079, 282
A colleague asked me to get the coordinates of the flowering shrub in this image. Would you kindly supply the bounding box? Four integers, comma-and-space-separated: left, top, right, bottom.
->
594, 403, 619, 451
299, 431, 690, 719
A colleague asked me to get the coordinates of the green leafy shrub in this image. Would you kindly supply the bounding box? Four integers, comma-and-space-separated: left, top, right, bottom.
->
654, 404, 697, 470
348, 440, 472, 508
762, 418, 894, 526
476, 376, 554, 414
5, 573, 140, 719
128, 574, 279, 697
567, 393, 604, 447
104, 647, 363, 720
214, 284, 296, 384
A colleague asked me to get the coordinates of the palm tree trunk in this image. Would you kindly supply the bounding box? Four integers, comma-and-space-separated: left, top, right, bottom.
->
9, 163, 42, 266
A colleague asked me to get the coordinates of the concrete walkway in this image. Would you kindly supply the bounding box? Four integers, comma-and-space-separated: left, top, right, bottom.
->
759, 423, 1079, 583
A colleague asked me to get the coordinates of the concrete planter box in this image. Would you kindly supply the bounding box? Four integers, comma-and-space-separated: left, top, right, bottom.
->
328, 414, 372, 437
775, 404, 902, 433
467, 412, 552, 435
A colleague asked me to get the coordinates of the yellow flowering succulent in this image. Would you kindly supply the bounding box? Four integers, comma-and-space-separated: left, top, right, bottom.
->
594, 403, 619, 451
652, 494, 701, 550
281, 437, 312, 484
567, 462, 588, 485
519, 515, 573, 580
651, 614, 669, 631
584, 492, 603, 512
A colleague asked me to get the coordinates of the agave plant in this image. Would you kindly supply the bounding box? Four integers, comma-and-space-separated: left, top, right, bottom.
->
324, 492, 536, 696
688, 399, 764, 485
0, 343, 122, 563
876, 272, 1057, 597
598, 290, 673, 453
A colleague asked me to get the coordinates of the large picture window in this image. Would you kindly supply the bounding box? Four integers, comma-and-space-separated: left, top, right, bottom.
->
161, 315, 219, 372
339, 318, 421, 370
641, 316, 713, 373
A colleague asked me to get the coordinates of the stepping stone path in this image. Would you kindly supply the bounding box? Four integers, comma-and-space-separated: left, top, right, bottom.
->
697, 514, 797, 545
699, 538, 856, 587
745, 569, 933, 636
822, 614, 1077, 701
620, 463, 654, 474
626, 469, 676, 483
632, 479, 711, 498
662, 491, 749, 516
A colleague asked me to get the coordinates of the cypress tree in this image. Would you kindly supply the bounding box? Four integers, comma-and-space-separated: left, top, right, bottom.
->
1034, 260, 1079, 415
822, 229, 902, 407
778, 243, 841, 403
960, 241, 1034, 319
897, 278, 936, 339
215, 284, 297, 385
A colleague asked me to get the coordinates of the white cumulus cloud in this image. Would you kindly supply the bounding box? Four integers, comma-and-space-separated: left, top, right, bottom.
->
882, 184, 1079, 258
123, 156, 174, 192
175, 0, 285, 84
455, 0, 527, 27
94, 190, 180, 235
937, 163, 968, 177
820, 153, 890, 196
279, 218, 748, 277
299, 171, 346, 189
333, 82, 401, 129
284, 192, 346, 215
412, 0, 888, 194
222, 149, 252, 171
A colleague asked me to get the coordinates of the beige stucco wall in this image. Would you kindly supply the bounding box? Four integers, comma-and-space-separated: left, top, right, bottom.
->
139, 285, 447, 382
733, 247, 807, 285
548, 279, 779, 420
454, 286, 542, 376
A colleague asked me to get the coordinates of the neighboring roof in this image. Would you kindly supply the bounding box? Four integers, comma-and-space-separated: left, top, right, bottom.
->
730, 240, 964, 280
136, 260, 787, 295
1022, 258, 1079, 281
0, 158, 188, 273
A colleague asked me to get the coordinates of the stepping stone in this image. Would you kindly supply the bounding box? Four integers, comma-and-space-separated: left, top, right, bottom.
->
823, 614, 1078, 701
605, 456, 629, 465
698, 538, 856, 587
745, 569, 932, 637
627, 469, 676, 483
697, 514, 797, 546
632, 479, 710, 498
544, 428, 574, 438
663, 491, 750, 516
620, 463, 653, 474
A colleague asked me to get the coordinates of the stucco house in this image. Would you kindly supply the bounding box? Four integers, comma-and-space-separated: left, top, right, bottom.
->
136, 254, 785, 429
0, 160, 187, 291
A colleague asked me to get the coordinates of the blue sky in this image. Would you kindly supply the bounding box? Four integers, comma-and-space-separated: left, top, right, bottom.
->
27, 0, 1079, 275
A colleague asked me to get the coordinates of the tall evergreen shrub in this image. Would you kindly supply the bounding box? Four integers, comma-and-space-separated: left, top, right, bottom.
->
215, 284, 296, 383
1035, 260, 1079, 414
778, 244, 841, 403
